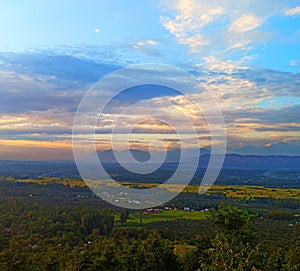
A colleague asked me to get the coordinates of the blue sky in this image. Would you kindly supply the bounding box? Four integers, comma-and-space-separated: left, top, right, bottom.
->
0, 0, 300, 159
1, 0, 300, 71
0, 1, 165, 51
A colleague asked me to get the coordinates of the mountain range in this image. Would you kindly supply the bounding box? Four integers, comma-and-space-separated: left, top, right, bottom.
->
97, 149, 300, 170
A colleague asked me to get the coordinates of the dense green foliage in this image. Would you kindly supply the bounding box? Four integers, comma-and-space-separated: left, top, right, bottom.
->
0, 179, 300, 270
0, 199, 299, 270
208, 204, 251, 232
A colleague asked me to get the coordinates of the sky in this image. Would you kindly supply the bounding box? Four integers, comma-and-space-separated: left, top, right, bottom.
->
0, 0, 300, 160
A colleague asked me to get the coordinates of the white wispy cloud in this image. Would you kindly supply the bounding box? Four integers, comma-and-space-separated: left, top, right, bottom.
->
202, 56, 248, 73
147, 39, 158, 45
160, 0, 291, 66
133, 39, 159, 49
228, 14, 262, 33
161, 0, 224, 51
290, 60, 299, 66
285, 6, 300, 16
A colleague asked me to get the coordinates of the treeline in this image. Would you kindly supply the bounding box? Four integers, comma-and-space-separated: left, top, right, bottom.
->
169, 192, 300, 211
0, 200, 300, 270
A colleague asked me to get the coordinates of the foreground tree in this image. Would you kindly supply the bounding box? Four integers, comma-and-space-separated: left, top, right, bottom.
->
199, 204, 261, 270
208, 204, 251, 232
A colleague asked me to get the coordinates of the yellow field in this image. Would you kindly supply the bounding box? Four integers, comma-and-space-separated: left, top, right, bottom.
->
15, 177, 87, 188
5, 177, 300, 200
208, 185, 300, 200
122, 183, 300, 200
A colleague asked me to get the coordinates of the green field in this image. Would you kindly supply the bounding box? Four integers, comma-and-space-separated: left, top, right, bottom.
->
116, 210, 207, 227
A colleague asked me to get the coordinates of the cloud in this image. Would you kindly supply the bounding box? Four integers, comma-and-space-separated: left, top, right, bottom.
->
0, 53, 120, 86
202, 56, 248, 73
228, 14, 262, 33
1, 50, 300, 158
160, 0, 292, 66
254, 125, 300, 132
285, 6, 300, 16
224, 105, 300, 130
133, 39, 159, 49
161, 0, 224, 51
147, 39, 158, 45
0, 73, 83, 114
133, 42, 144, 49
290, 60, 300, 66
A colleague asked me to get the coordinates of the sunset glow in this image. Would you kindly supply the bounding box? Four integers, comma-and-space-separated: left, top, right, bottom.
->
0, 0, 300, 159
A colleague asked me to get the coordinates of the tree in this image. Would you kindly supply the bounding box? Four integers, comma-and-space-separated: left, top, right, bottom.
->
200, 205, 261, 270
208, 204, 251, 232
120, 208, 129, 225
199, 232, 262, 271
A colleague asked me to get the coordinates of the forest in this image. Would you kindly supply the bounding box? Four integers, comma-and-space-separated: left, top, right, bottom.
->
0, 178, 299, 270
